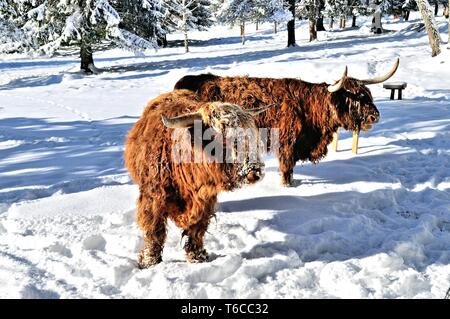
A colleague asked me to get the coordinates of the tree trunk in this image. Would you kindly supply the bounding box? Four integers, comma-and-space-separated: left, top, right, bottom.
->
417, 0, 441, 57
316, 16, 326, 31
184, 32, 189, 53
274, 21, 278, 34
287, 0, 296, 47
80, 43, 94, 74
256, 21, 259, 31
240, 23, 245, 45
340, 17, 346, 29
309, 0, 317, 41
352, 15, 357, 27
444, 6, 449, 18
404, 10, 411, 21
435, 2, 439, 16
309, 19, 317, 41
316, 0, 326, 31
183, 0, 189, 53
329, 17, 334, 29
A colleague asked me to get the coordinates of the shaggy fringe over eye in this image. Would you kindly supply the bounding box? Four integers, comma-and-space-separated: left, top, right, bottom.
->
199, 102, 257, 132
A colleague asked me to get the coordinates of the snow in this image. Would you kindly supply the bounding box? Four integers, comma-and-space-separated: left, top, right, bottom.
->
1, 16, 450, 299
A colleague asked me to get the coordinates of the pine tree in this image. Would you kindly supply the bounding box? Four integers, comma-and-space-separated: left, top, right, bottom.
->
253, 0, 292, 25
348, 0, 373, 27
323, 0, 337, 29
381, 0, 405, 15
296, 0, 320, 42
323, 0, 351, 29
316, 0, 326, 31
416, 0, 442, 56
0, 0, 25, 53
0, 0, 161, 73
402, 0, 417, 20
217, 0, 291, 45
297, 0, 321, 41
162, 0, 213, 52
216, 0, 254, 45
112, 0, 165, 42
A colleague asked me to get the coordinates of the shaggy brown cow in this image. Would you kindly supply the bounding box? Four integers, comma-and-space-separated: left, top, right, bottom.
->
124, 90, 270, 268
174, 59, 399, 186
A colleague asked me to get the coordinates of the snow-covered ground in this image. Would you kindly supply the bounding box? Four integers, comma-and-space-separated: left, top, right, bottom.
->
1, 15, 449, 298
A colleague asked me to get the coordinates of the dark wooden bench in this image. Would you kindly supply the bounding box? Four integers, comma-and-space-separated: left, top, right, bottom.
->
383, 82, 407, 100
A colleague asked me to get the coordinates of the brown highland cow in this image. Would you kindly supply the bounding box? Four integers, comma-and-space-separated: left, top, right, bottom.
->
124, 90, 270, 268
174, 59, 399, 186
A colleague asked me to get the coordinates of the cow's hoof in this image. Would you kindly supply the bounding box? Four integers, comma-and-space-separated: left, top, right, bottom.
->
282, 179, 295, 187
283, 179, 301, 187
281, 173, 294, 187
186, 249, 209, 263
138, 249, 162, 269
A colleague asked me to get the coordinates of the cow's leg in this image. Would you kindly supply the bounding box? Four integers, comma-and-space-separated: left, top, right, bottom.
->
182, 199, 215, 263
183, 218, 211, 263
136, 192, 168, 269
278, 150, 296, 186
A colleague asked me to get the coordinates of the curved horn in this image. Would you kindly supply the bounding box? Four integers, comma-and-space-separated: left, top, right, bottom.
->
161, 112, 202, 128
328, 66, 348, 93
361, 58, 400, 85
247, 104, 276, 116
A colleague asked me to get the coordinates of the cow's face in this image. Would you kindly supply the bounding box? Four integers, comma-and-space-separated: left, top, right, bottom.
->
201, 102, 267, 185
333, 78, 380, 132
328, 59, 399, 131
162, 102, 272, 185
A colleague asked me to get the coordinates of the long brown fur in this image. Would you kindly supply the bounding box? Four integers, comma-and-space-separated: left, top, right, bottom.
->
124, 89, 264, 268
174, 74, 380, 186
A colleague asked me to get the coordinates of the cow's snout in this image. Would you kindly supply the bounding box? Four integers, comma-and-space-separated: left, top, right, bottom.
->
246, 170, 262, 184
241, 163, 265, 184
361, 110, 380, 131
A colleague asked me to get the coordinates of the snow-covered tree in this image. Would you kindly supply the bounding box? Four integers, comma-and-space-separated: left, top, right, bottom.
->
416, 0, 442, 56
297, 0, 321, 41
216, 0, 254, 44
287, 0, 296, 46
0, 0, 161, 73
0, 1, 24, 53
429, 0, 447, 15
323, 0, 351, 28
217, 0, 291, 44
217, 0, 287, 44
254, 0, 292, 24
402, 0, 417, 20
0, 14, 26, 53
162, 0, 213, 52
381, 0, 405, 14
315, 0, 326, 31
348, 0, 373, 27
112, 0, 165, 42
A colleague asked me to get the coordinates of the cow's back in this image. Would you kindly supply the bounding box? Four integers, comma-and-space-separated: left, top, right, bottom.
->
124, 90, 204, 185
174, 74, 219, 93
